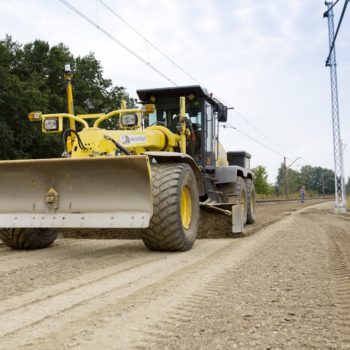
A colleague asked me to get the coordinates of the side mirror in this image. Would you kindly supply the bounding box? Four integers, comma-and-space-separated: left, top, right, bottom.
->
42, 117, 63, 133
217, 105, 227, 122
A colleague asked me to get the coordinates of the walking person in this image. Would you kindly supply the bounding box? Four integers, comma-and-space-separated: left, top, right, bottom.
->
300, 186, 305, 203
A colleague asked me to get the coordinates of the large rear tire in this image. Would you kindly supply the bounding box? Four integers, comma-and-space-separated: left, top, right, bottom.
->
0, 228, 58, 250
245, 178, 256, 224
142, 163, 199, 251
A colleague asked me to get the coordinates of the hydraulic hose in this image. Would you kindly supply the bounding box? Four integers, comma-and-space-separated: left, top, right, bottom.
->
104, 135, 132, 155
62, 128, 88, 155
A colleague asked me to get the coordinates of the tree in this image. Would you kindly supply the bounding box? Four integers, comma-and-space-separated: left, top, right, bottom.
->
252, 165, 273, 195
275, 163, 300, 195
275, 162, 335, 196
0, 35, 134, 160
300, 166, 334, 195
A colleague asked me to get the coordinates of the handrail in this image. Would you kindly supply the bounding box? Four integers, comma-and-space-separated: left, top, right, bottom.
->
93, 109, 142, 128
41, 113, 89, 129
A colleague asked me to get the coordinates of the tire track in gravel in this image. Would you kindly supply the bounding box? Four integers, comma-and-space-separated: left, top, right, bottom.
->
305, 211, 350, 347
0, 240, 239, 349
0, 239, 137, 272
134, 204, 340, 350
0, 241, 155, 300
0, 202, 339, 350
12, 217, 290, 350
0, 255, 163, 317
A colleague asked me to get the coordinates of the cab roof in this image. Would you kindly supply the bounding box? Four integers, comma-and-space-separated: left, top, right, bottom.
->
136, 85, 226, 108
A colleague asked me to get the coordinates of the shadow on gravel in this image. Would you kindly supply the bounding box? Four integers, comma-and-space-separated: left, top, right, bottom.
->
59, 208, 242, 240
59, 200, 329, 240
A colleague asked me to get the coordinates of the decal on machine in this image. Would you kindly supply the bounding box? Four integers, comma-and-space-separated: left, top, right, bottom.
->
120, 134, 147, 145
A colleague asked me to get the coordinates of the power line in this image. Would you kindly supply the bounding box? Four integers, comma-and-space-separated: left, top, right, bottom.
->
324, 0, 350, 66
57, 0, 178, 86
59, 0, 294, 162
221, 123, 286, 158
212, 92, 294, 157
231, 109, 293, 157
324, 0, 340, 15
97, 0, 202, 85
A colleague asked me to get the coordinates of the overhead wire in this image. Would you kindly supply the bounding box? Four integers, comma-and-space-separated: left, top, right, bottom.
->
324, 0, 340, 15
97, 0, 202, 85
57, 0, 178, 86
221, 123, 286, 158
58, 0, 294, 161
230, 109, 293, 157
207, 90, 292, 158
325, 0, 349, 66
213, 93, 294, 157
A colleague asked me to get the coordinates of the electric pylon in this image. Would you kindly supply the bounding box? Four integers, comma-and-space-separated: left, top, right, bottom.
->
324, 1, 347, 213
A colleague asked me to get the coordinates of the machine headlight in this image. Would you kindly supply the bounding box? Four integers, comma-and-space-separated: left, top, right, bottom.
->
141, 104, 155, 113
121, 114, 138, 126
44, 118, 59, 131
28, 111, 42, 121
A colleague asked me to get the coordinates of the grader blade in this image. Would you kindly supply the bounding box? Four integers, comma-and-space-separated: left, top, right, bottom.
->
0, 156, 152, 228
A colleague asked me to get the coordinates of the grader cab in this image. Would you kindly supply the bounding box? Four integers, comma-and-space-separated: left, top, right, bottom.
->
0, 67, 256, 251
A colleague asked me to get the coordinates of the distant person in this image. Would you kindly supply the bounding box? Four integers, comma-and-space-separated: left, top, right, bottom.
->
300, 186, 305, 203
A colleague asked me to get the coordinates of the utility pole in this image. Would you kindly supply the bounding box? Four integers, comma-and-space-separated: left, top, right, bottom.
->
324, 1, 348, 214
284, 157, 288, 199
321, 169, 325, 197
284, 157, 301, 200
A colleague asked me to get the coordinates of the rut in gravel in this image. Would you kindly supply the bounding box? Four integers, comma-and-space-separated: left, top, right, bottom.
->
307, 211, 350, 346
0, 201, 349, 350
0, 215, 283, 349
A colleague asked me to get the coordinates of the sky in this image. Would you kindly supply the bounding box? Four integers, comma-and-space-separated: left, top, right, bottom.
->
0, 0, 349, 184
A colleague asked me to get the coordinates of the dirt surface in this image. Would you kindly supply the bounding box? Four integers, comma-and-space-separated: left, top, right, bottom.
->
61, 199, 327, 239
0, 200, 349, 349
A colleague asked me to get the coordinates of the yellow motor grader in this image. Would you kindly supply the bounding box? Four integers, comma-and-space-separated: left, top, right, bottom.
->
0, 66, 256, 251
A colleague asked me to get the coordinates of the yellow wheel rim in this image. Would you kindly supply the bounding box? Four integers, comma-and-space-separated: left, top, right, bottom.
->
181, 185, 192, 229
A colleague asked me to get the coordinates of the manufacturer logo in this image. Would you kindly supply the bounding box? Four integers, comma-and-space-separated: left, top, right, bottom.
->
120, 134, 146, 145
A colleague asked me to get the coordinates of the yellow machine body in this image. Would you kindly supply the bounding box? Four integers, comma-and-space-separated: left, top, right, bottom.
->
0, 89, 189, 229
71, 125, 181, 157
0, 69, 241, 232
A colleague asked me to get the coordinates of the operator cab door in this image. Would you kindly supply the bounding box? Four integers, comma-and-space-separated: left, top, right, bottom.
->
203, 101, 215, 171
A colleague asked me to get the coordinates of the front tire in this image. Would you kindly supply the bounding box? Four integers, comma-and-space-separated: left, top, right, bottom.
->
142, 163, 199, 251
0, 228, 58, 250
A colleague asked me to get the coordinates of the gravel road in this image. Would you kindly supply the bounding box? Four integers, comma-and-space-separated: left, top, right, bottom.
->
0, 200, 349, 349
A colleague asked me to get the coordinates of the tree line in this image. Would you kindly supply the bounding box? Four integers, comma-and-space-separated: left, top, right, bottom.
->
253, 164, 350, 196
0, 35, 134, 160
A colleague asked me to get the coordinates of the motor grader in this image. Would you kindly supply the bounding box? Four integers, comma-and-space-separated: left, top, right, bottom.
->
0, 66, 256, 251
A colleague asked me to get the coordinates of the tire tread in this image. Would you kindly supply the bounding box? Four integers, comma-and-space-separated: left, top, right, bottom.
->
0, 228, 58, 250
142, 163, 199, 251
